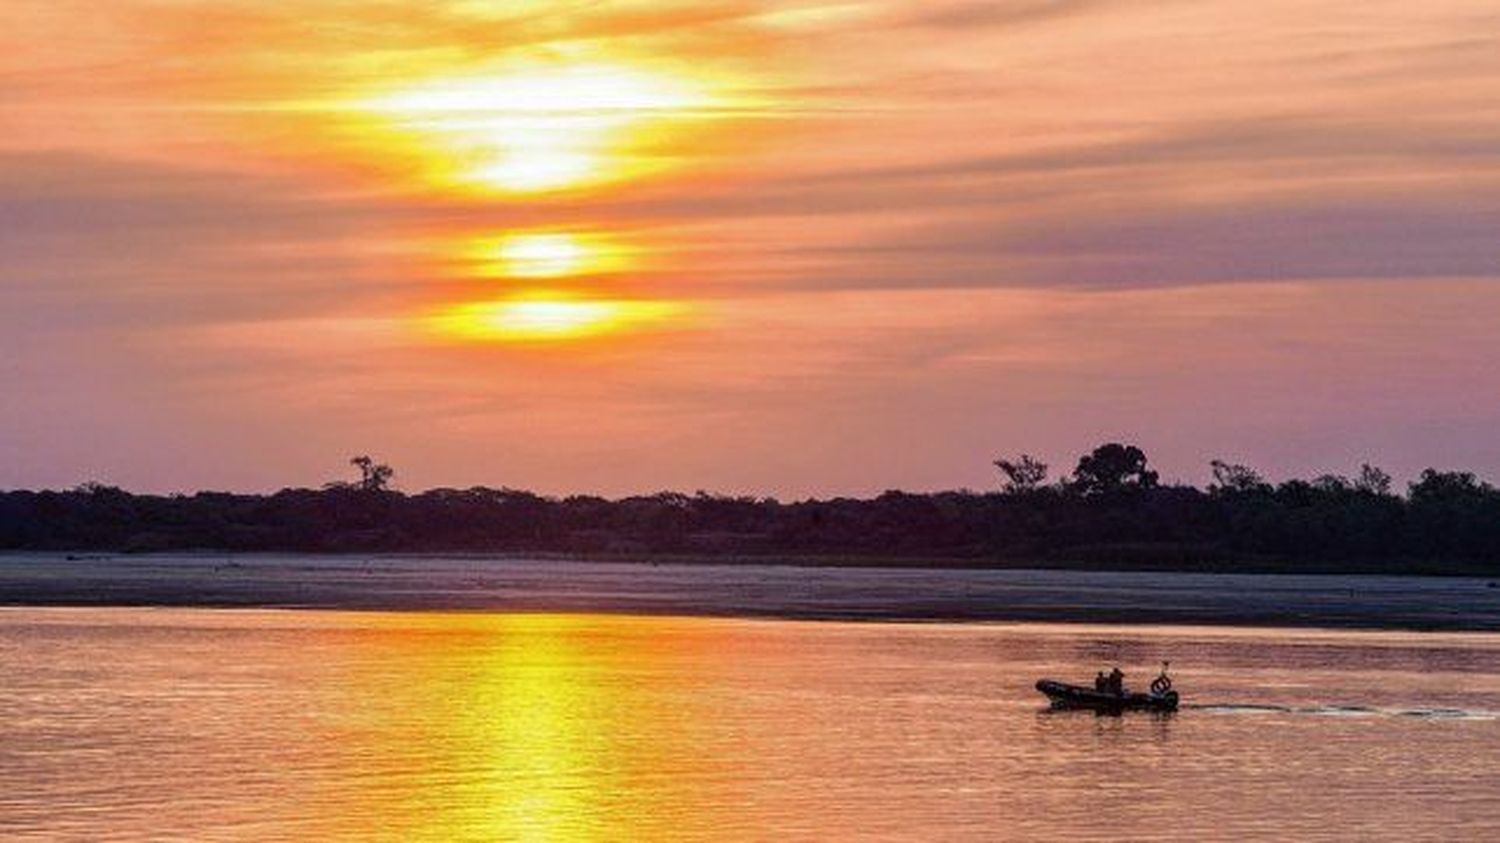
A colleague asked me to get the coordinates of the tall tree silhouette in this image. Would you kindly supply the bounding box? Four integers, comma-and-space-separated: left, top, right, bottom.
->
1072, 443, 1158, 495
994, 454, 1049, 494
350, 455, 394, 492
1210, 460, 1270, 495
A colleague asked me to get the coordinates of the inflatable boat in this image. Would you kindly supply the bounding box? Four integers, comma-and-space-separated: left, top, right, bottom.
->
1035, 679, 1179, 712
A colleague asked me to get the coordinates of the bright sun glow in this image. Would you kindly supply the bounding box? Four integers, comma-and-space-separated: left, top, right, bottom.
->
429, 295, 685, 342
361, 61, 721, 193
489, 231, 637, 279
349, 58, 731, 344
499, 233, 587, 278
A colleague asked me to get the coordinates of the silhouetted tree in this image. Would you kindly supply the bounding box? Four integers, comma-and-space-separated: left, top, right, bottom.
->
1354, 464, 1393, 496
1406, 469, 1500, 561
1209, 460, 1270, 495
1313, 474, 1352, 493
1072, 443, 1158, 496
994, 454, 1049, 494
350, 456, 394, 492
4, 444, 1499, 572
1409, 468, 1490, 504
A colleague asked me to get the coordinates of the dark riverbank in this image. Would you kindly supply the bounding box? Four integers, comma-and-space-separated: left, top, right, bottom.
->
4, 553, 1499, 631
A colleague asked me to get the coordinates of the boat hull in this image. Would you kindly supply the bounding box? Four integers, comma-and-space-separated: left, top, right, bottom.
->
1035, 679, 1179, 712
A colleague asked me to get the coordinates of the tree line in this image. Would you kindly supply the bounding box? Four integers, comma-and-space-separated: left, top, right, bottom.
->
2, 447, 1498, 574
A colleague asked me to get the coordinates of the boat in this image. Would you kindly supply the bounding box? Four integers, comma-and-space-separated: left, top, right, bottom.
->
1036, 663, 1179, 712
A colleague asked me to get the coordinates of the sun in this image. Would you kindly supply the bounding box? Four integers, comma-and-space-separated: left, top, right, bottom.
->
358, 60, 723, 194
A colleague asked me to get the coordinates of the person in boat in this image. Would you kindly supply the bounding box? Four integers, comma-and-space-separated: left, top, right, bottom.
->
1107, 667, 1125, 695
1094, 671, 1107, 692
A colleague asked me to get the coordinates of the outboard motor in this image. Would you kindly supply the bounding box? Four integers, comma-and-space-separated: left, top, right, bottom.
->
1150, 661, 1177, 707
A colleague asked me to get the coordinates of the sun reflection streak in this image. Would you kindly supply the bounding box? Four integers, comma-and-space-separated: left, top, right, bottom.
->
313, 613, 755, 840
499, 233, 589, 278
428, 295, 686, 343
477, 231, 635, 279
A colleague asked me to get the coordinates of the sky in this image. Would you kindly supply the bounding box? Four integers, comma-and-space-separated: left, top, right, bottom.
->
3, 0, 1499, 497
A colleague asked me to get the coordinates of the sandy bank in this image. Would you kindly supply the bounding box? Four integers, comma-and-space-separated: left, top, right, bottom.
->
2, 553, 1499, 631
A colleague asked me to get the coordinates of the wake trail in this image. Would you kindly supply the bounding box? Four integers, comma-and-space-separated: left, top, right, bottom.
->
1187, 702, 1497, 720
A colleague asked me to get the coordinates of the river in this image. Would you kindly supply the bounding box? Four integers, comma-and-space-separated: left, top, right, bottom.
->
3, 608, 1498, 840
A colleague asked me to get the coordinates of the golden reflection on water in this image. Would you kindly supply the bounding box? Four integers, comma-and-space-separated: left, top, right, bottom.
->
322, 614, 747, 841
363, 616, 617, 840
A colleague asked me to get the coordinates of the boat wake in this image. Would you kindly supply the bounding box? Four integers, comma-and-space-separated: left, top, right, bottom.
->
1188, 703, 1497, 721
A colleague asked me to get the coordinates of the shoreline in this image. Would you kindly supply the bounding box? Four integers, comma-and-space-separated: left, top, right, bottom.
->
36, 548, 1500, 577
3, 552, 1499, 632
3, 600, 1498, 635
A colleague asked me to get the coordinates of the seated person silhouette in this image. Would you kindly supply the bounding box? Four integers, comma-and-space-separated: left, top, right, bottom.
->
1106, 667, 1125, 695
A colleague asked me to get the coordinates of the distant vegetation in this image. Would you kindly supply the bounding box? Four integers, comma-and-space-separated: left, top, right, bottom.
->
3, 448, 1499, 575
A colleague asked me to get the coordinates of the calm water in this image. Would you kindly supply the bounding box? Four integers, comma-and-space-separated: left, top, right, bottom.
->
2, 609, 1499, 840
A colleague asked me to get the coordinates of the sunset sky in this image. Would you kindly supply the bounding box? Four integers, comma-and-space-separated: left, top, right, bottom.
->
4, 0, 1499, 496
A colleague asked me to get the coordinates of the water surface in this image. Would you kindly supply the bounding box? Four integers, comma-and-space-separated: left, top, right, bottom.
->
3, 609, 1499, 840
